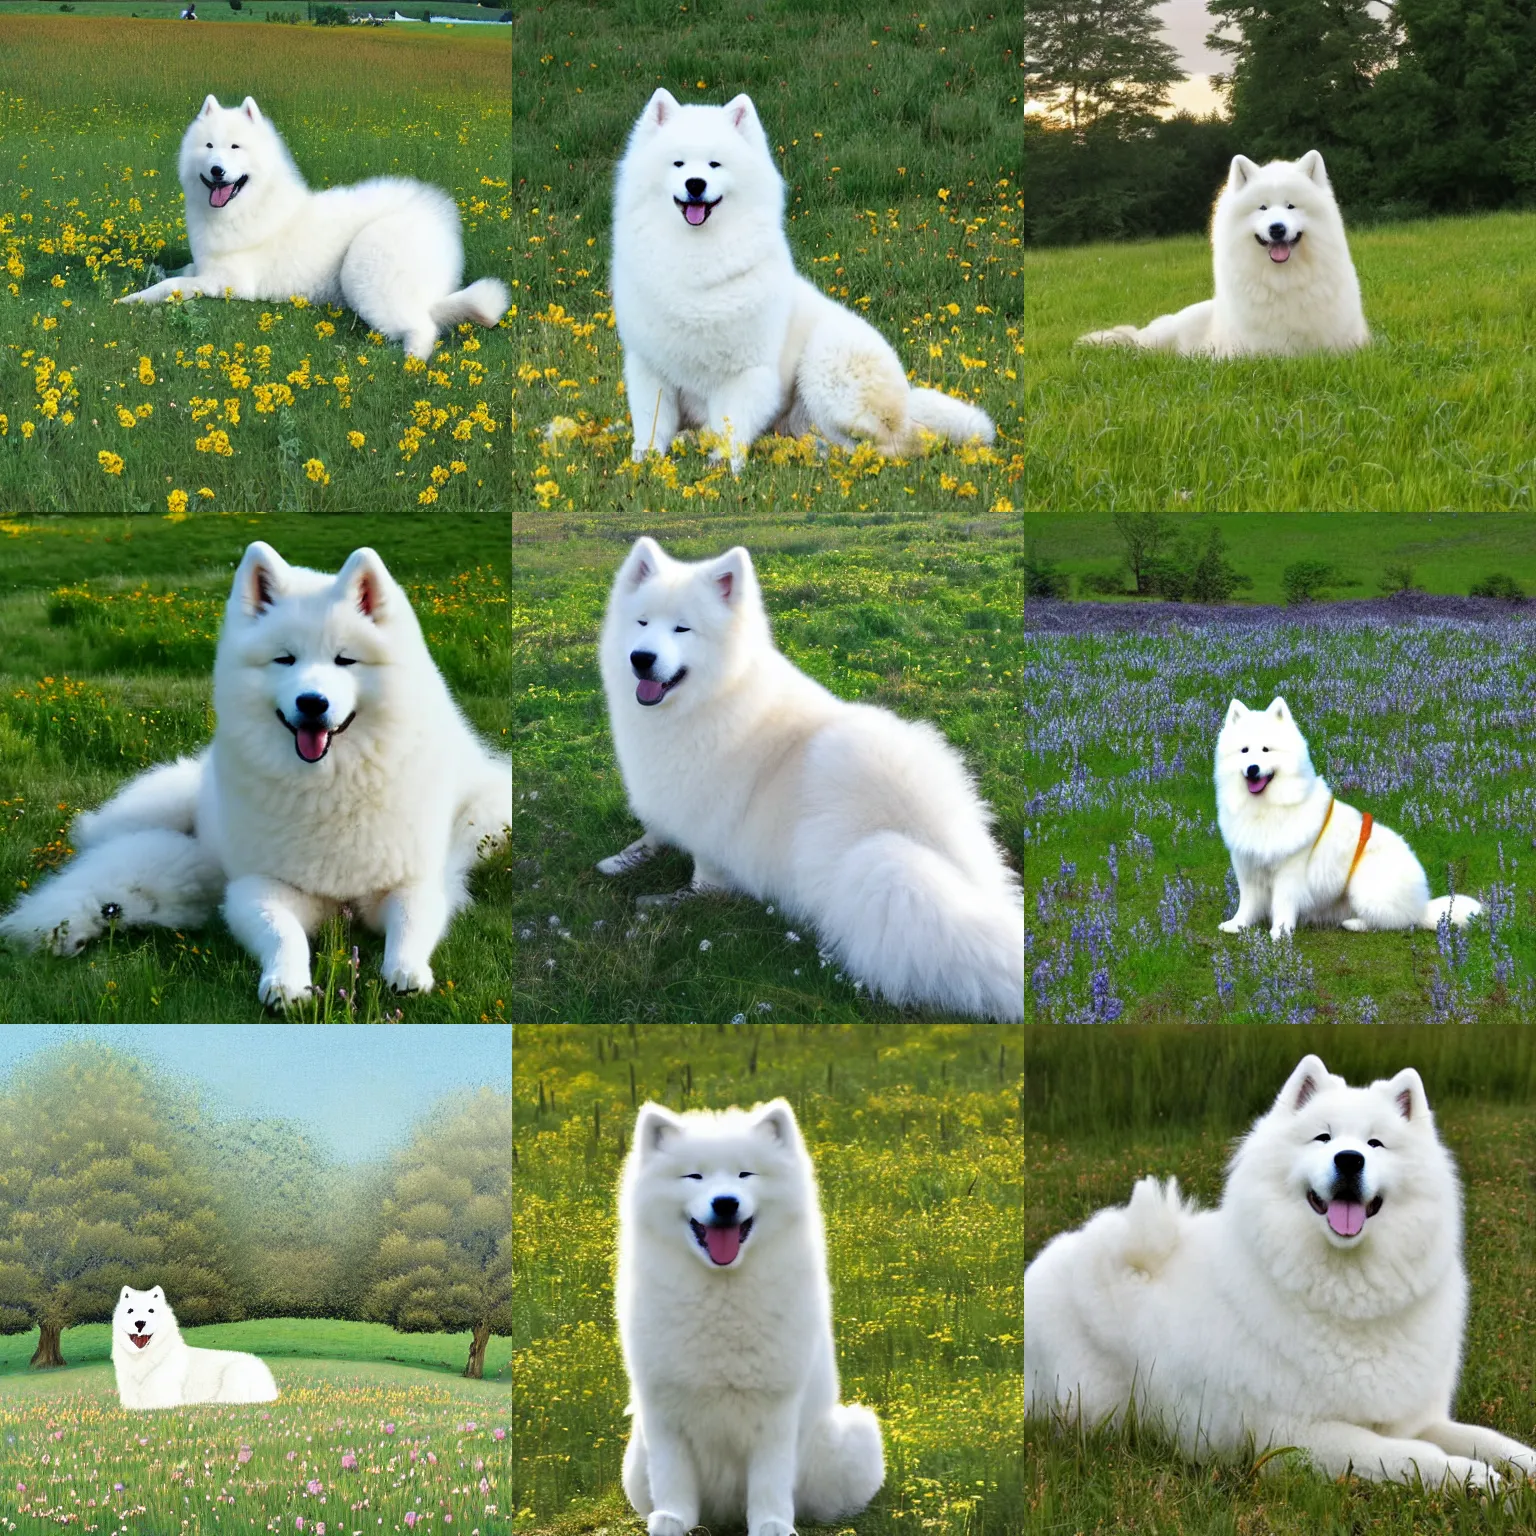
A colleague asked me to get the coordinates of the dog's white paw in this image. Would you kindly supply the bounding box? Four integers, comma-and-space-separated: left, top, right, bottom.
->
258, 970, 315, 1011
1217, 918, 1243, 934
646, 1513, 691, 1536
382, 958, 434, 995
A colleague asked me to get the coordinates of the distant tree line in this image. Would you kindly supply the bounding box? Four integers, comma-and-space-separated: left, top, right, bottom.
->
0, 1044, 509, 1377
1025, 0, 1536, 245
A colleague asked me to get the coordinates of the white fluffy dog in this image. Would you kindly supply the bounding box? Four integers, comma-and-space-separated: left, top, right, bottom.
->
1215, 696, 1481, 937
1027, 1056, 1536, 1490
113, 1285, 278, 1409
1079, 151, 1369, 357
611, 88, 995, 471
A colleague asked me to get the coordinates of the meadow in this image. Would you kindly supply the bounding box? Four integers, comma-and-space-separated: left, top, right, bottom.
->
0, 15, 510, 516
0, 512, 511, 1023
1024, 608, 1536, 1026
510, 1, 1023, 1022
511, 1022, 1025, 1536
1025, 1022, 1536, 1533
1025, 210, 1536, 511
0, 1319, 508, 1535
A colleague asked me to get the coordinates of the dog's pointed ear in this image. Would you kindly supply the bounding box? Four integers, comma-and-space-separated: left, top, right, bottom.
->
1265, 696, 1292, 724
1297, 149, 1328, 185
233, 541, 288, 617
632, 1102, 683, 1157
240, 96, 263, 124
751, 1098, 800, 1147
336, 547, 394, 622
1224, 698, 1249, 727
1278, 1054, 1330, 1112
1228, 154, 1262, 189
1383, 1066, 1430, 1122
711, 546, 754, 606
643, 88, 680, 129
621, 535, 665, 590
724, 94, 763, 142
198, 94, 220, 118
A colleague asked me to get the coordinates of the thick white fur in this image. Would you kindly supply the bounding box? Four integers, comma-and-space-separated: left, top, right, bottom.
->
1215, 696, 1480, 937
0, 543, 510, 1008
117, 95, 508, 358
1079, 151, 1369, 358
597, 536, 1023, 1021
611, 87, 994, 471
617, 1099, 884, 1536
1026, 1055, 1536, 1491
112, 1285, 278, 1409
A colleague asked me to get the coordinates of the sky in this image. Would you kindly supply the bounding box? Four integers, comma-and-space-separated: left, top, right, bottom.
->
0, 1025, 511, 1162
1156, 0, 1227, 115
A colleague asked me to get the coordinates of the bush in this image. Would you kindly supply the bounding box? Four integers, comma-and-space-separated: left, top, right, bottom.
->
1080, 570, 1127, 596
313, 3, 349, 23
1283, 560, 1344, 605
1470, 572, 1527, 601
228, 0, 242, 9
1023, 550, 1070, 600
1140, 528, 1253, 603
1379, 562, 1421, 594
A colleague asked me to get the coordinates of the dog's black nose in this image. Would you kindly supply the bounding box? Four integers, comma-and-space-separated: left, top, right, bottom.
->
210, 165, 224, 180
1333, 1150, 1364, 1178
685, 176, 707, 199
1245, 762, 1261, 779
630, 650, 656, 678
295, 692, 328, 719
1268, 222, 1287, 242
711, 1194, 739, 1221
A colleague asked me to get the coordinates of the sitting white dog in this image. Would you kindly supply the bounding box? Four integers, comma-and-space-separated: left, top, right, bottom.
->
112, 1285, 278, 1409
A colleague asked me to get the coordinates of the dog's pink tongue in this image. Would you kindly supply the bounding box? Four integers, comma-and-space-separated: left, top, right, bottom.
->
1269, 242, 1291, 263
1246, 776, 1270, 795
209, 182, 237, 208
296, 725, 329, 762
130, 1334, 150, 1349
635, 679, 667, 704
684, 202, 709, 226
705, 1224, 741, 1265
1328, 1198, 1366, 1237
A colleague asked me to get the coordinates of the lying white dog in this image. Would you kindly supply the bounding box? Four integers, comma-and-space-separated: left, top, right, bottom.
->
112, 1285, 278, 1409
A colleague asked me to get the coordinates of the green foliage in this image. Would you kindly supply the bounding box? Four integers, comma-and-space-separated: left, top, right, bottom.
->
1024, 547, 1070, 598
312, 3, 349, 23
1379, 560, 1421, 593
1023, 0, 1182, 130
1470, 571, 1527, 600
1148, 525, 1253, 602
1281, 558, 1343, 603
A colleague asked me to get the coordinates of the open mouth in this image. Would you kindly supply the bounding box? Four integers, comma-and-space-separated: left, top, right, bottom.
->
674, 195, 721, 227
1307, 1189, 1384, 1237
635, 668, 686, 706
689, 1215, 754, 1266
200, 173, 249, 209
1255, 231, 1300, 264
128, 1332, 151, 1350
276, 708, 356, 763
1245, 771, 1275, 795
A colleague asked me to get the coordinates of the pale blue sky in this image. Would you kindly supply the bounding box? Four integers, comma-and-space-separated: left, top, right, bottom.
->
0, 1026, 510, 1161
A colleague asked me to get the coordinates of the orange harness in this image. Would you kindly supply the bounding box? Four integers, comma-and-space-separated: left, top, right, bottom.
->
1309, 795, 1374, 891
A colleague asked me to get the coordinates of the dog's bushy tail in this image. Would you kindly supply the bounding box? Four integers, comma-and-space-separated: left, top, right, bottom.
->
796, 1401, 885, 1522
819, 831, 1022, 1021
1421, 894, 1483, 929
906, 386, 996, 447
430, 277, 510, 331
1117, 1176, 1191, 1278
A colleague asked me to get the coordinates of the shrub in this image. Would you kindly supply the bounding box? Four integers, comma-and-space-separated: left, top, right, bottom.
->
228, 0, 242, 9
314, 3, 349, 23
1080, 570, 1127, 596
1470, 572, 1526, 601
1379, 562, 1421, 594
1023, 550, 1070, 600
1283, 560, 1340, 605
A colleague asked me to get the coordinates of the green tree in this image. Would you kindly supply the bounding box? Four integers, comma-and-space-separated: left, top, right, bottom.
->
364, 1089, 510, 1379
1024, 0, 1182, 129
1111, 509, 1173, 595
0, 1045, 239, 1368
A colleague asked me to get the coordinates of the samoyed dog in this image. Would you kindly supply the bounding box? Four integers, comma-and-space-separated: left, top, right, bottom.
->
597, 536, 1024, 1021
1079, 151, 1369, 357
611, 88, 995, 471
118, 95, 508, 359
618, 1099, 884, 1534
1215, 696, 1481, 937
0, 542, 509, 1007
1026, 1055, 1536, 1490
113, 1286, 278, 1409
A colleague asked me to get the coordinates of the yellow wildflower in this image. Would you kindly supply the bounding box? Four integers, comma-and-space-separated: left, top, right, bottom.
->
97, 450, 124, 476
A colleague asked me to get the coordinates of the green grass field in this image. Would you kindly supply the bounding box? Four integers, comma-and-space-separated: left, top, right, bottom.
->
0, 512, 511, 1022
1025, 210, 1536, 511
1026, 1023, 1536, 1533
1024, 610, 1536, 1026
0, 14, 509, 516
510, 1, 1022, 1022
0, 1319, 508, 1534
512, 1022, 1024, 1536
1025, 509, 1536, 604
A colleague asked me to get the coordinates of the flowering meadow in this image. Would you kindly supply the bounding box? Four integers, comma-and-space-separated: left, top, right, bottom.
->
0, 514, 510, 1023
0, 17, 510, 516
510, 4, 1022, 1020
512, 1022, 1024, 1536
1026, 604, 1536, 1026
0, 1356, 508, 1534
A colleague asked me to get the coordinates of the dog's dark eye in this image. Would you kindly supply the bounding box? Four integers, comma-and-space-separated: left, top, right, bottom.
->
673, 625, 690, 633
709, 160, 720, 169
1367, 1138, 1383, 1148
1259, 203, 1267, 211
231, 143, 240, 150
683, 1173, 703, 1181
673, 160, 683, 168
334, 654, 357, 667
739, 1171, 754, 1178
274, 654, 296, 666
1286, 203, 1294, 210
1262, 747, 1269, 753
637, 619, 648, 627
206, 142, 213, 149
1313, 1133, 1330, 1143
